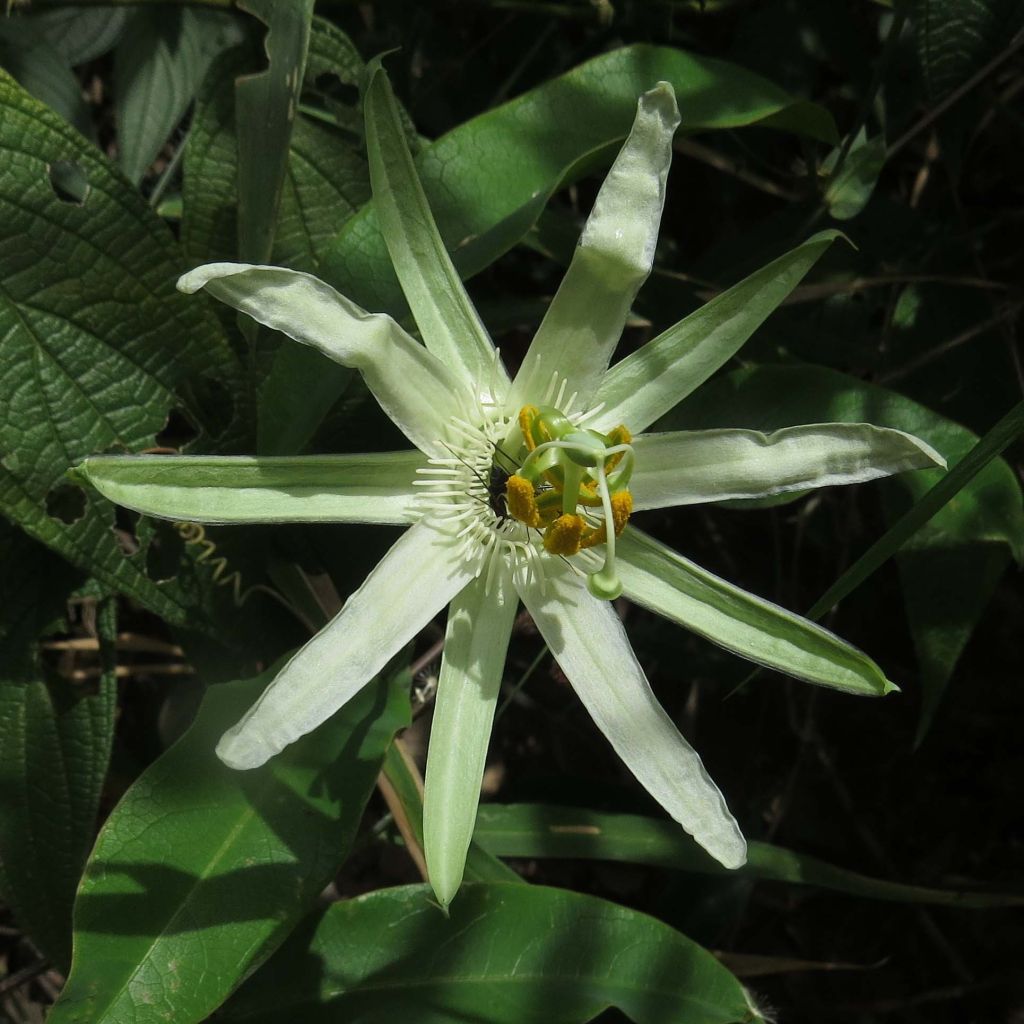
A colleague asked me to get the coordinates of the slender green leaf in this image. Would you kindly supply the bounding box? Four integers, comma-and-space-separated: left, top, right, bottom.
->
0, 69, 242, 626
234, 0, 315, 262
49, 663, 410, 1024
114, 7, 239, 185
473, 805, 1023, 910
823, 130, 887, 220
219, 883, 762, 1024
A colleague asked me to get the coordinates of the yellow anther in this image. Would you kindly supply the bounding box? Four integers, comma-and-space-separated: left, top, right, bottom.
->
605, 425, 632, 474
543, 514, 585, 556
518, 406, 541, 452
505, 473, 542, 527
580, 491, 633, 550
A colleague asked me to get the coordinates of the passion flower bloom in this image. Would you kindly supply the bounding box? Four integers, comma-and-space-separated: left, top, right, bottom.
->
75, 67, 944, 906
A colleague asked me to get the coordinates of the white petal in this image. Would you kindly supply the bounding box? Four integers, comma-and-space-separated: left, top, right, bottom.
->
76, 451, 425, 525
364, 65, 507, 403
630, 424, 946, 510
592, 231, 840, 433
515, 561, 746, 869
509, 84, 680, 411
178, 263, 471, 456
216, 521, 476, 769
423, 561, 518, 906
616, 527, 894, 696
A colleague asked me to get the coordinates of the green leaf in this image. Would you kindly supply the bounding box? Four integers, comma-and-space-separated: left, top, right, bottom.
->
219, 883, 761, 1024
472, 805, 1024, 910
114, 7, 240, 185
915, 0, 1024, 97
0, 20, 94, 139
32, 5, 130, 66
49, 662, 410, 1024
235, 0, 315, 262
823, 130, 887, 220
0, 596, 117, 972
665, 364, 1024, 733
0, 69, 242, 626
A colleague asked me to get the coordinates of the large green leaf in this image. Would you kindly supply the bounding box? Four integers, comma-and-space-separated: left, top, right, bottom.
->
114, 7, 239, 185
48, 663, 409, 1024
473, 805, 1022, 910
664, 363, 1023, 734
915, 0, 1024, 97
0, 69, 242, 626
219, 883, 761, 1024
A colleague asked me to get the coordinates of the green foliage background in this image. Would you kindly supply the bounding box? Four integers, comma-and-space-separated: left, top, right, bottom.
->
0, 1, 1022, 1022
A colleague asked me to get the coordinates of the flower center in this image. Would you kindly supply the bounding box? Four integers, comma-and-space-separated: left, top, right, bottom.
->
503, 404, 634, 600
412, 390, 633, 600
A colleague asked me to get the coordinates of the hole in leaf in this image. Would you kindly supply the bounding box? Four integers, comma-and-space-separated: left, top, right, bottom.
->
46, 483, 87, 524
314, 72, 358, 106
112, 505, 140, 556
48, 161, 91, 205
156, 408, 200, 451
145, 520, 184, 582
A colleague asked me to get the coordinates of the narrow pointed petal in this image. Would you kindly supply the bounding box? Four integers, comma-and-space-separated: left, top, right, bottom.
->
630, 424, 946, 511
178, 264, 470, 455
364, 64, 507, 403
216, 522, 475, 769
592, 231, 841, 433
424, 562, 518, 906
74, 451, 426, 525
616, 527, 896, 696
509, 84, 681, 411
516, 562, 746, 869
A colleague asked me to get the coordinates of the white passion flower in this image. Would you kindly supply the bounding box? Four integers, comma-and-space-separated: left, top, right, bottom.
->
75, 66, 946, 907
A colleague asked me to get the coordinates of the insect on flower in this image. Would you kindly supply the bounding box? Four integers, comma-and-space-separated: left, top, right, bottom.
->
75, 64, 945, 907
